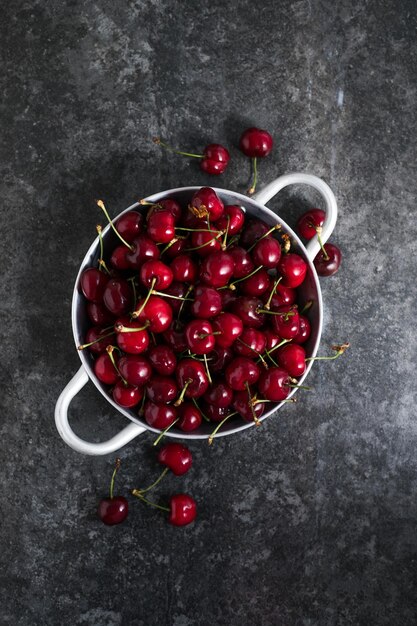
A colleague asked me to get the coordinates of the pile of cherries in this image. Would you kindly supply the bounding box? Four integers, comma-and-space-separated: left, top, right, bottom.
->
80, 186, 320, 444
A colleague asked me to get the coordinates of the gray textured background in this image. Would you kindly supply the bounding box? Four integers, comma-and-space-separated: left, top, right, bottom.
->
1, 1, 417, 625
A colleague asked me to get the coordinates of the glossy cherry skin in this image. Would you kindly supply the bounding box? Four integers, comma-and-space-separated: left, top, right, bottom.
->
209, 346, 234, 373
87, 302, 116, 326
258, 367, 290, 402
94, 352, 119, 385
314, 243, 342, 277
126, 234, 160, 268
232, 391, 265, 423
231, 297, 265, 328
191, 286, 222, 319
147, 198, 182, 222
216, 205, 245, 235
83, 326, 115, 354
146, 376, 178, 404
170, 254, 198, 283
176, 359, 209, 398
220, 289, 239, 311
212, 312, 243, 348
115, 318, 150, 354
158, 443, 192, 476
110, 245, 131, 270
229, 246, 255, 279
163, 323, 188, 352
160, 282, 189, 315
297, 208, 325, 240
147, 210, 175, 244
203, 403, 231, 422
112, 381, 143, 408
103, 278, 133, 315
115, 210, 143, 242
276, 344, 306, 377
98, 496, 128, 525
252, 237, 281, 269
263, 283, 296, 309
200, 251, 234, 288
239, 127, 273, 158
234, 327, 266, 358
135, 296, 173, 333
185, 320, 216, 355
225, 357, 261, 391
148, 345, 177, 376
140, 260, 173, 290
189, 187, 224, 222
240, 218, 269, 248
264, 329, 281, 351
271, 305, 300, 340
81, 268, 109, 303
118, 355, 152, 386
169, 494, 197, 526
144, 402, 178, 429
240, 268, 270, 297
178, 403, 202, 432
203, 380, 233, 408
200, 144, 230, 175
190, 228, 222, 257
164, 236, 189, 259
293, 315, 311, 344
277, 253, 307, 288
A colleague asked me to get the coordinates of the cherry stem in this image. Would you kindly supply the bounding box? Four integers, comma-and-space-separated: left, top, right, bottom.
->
288, 384, 313, 390
78, 329, 115, 350
247, 223, 281, 253
96, 225, 105, 271
226, 235, 239, 249
153, 419, 179, 446
153, 137, 204, 159
151, 290, 193, 301
160, 236, 180, 256
106, 345, 127, 385
208, 411, 238, 445
203, 353, 212, 384
315, 226, 330, 260
132, 277, 157, 319
109, 458, 121, 500
131, 490, 170, 513
245, 382, 261, 426
300, 300, 313, 315
222, 214, 231, 250
223, 265, 263, 290
237, 338, 268, 369
264, 277, 283, 310
178, 285, 194, 324
174, 379, 192, 406
96, 200, 133, 251
133, 468, 169, 496
305, 342, 350, 362
266, 338, 291, 356
127, 277, 137, 303
138, 388, 147, 416
184, 231, 223, 252
175, 227, 221, 234
248, 157, 258, 195
198, 331, 221, 339
192, 397, 210, 422
115, 321, 150, 333
257, 309, 296, 317
98, 258, 111, 275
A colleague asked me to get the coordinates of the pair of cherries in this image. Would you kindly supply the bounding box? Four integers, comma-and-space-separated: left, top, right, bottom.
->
98, 443, 196, 527
296, 209, 342, 276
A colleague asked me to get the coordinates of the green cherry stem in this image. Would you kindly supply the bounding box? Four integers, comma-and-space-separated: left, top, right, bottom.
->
245, 382, 261, 426
109, 458, 121, 500
264, 277, 283, 310
77, 328, 116, 351
192, 398, 210, 422
248, 157, 258, 195
96, 225, 105, 271
131, 490, 170, 513
178, 285, 194, 324
174, 379, 192, 407
203, 353, 212, 384
135, 468, 169, 495
96, 200, 133, 251
131, 278, 157, 319
208, 411, 238, 445
106, 345, 127, 385
153, 419, 179, 447
221, 214, 231, 249
237, 338, 268, 369
115, 321, 150, 333
153, 137, 204, 159
300, 300, 313, 315
315, 226, 330, 260
288, 383, 313, 390
305, 342, 350, 362
247, 223, 281, 252
138, 388, 147, 416
221, 265, 263, 291
151, 290, 193, 301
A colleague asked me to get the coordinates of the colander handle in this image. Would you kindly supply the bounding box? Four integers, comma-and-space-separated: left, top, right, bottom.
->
252, 172, 338, 261
55, 366, 146, 455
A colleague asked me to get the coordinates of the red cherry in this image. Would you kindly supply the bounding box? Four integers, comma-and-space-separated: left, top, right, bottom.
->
134, 296, 173, 333
115, 318, 150, 354
126, 234, 160, 268
169, 494, 197, 526
176, 359, 209, 398
112, 381, 143, 408
147, 198, 181, 222
220, 289, 239, 311
118, 355, 152, 386
271, 305, 300, 340
252, 237, 281, 268
190, 227, 222, 257
200, 144, 230, 175
216, 205, 245, 235
144, 402, 178, 429
225, 357, 260, 391
264, 329, 281, 351
203, 403, 231, 422
263, 283, 296, 309
178, 403, 202, 432
160, 282, 190, 315
164, 236, 189, 258
258, 367, 290, 402
148, 345, 177, 376
82, 326, 115, 354
240, 218, 270, 248
234, 327, 266, 358
209, 346, 234, 373
293, 315, 311, 344
87, 301, 116, 326
231, 297, 265, 328
110, 245, 131, 270
212, 312, 243, 348
98, 496, 128, 525
276, 344, 306, 377
163, 323, 188, 352
296, 208, 326, 240
170, 254, 198, 283
157, 443, 192, 476
146, 376, 178, 404
94, 351, 119, 385
203, 380, 233, 408
200, 251, 234, 288
239, 127, 273, 158
229, 246, 255, 279
140, 259, 173, 290
115, 210, 143, 243
240, 268, 270, 297
103, 278, 133, 316
147, 210, 175, 243
232, 391, 265, 422
314, 243, 342, 277
189, 187, 224, 222
191, 285, 222, 319
80, 268, 108, 303
277, 253, 307, 288
185, 319, 216, 355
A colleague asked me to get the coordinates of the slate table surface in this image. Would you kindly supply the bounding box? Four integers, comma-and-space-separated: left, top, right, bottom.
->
1, 1, 417, 625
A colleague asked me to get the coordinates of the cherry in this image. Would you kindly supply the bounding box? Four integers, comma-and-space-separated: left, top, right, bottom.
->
176, 359, 209, 398
231, 297, 265, 328
144, 401, 178, 429
239, 127, 273, 158
164, 236, 189, 258
98, 459, 128, 526
148, 345, 177, 376
216, 205, 245, 235
118, 354, 152, 386
190, 228, 222, 257
220, 289, 239, 311
178, 402, 202, 432
94, 350, 119, 385
263, 283, 296, 309
169, 494, 197, 526
115, 317, 150, 354
110, 245, 131, 270
191, 285, 222, 319
264, 329, 281, 351
200, 144, 230, 175
126, 234, 160, 268
296, 208, 326, 240
80, 268, 108, 303
81, 326, 115, 354
163, 323, 188, 352
147, 210, 175, 244
276, 344, 306, 377
240, 268, 270, 297
203, 380, 233, 408
234, 327, 266, 358
160, 282, 190, 315
87, 301, 116, 326
271, 305, 300, 340
140, 260, 173, 290
146, 198, 182, 222
225, 357, 260, 391
146, 376, 178, 404
185, 319, 216, 355
277, 253, 307, 288
189, 187, 224, 222
203, 403, 231, 422
170, 254, 198, 283
115, 210, 143, 243
157, 443, 192, 476
314, 243, 342, 277
112, 380, 143, 408
200, 251, 234, 288
103, 278, 133, 316
209, 346, 234, 373
232, 391, 265, 423
212, 312, 243, 348
252, 237, 281, 269
293, 314, 311, 344
258, 367, 291, 402
240, 218, 270, 248
134, 295, 173, 333
229, 246, 255, 279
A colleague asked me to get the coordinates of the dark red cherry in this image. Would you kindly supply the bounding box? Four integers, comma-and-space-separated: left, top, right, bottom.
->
277, 253, 307, 288
234, 327, 266, 358
220, 289, 239, 311
276, 343, 306, 377
189, 187, 224, 222
169, 494, 197, 526
185, 320, 216, 355
98, 496, 128, 526
200, 252, 234, 288
200, 144, 230, 175
225, 357, 260, 391
203, 380, 233, 408
209, 346, 234, 373
252, 237, 281, 268
264, 329, 281, 351
190, 228, 222, 257
103, 278, 133, 316
163, 323, 188, 352
158, 443, 192, 476
112, 381, 143, 408
293, 315, 311, 344
240, 219, 269, 248
126, 234, 160, 268
148, 345, 177, 376
147, 198, 181, 222
160, 282, 189, 315
176, 359, 209, 398
83, 326, 115, 354
115, 210, 143, 242
178, 403, 202, 432
87, 301, 116, 326
118, 355, 152, 386
296, 208, 326, 240
231, 297, 265, 328
263, 283, 296, 309
314, 243, 342, 277
170, 254, 198, 283
271, 305, 300, 340
164, 236, 189, 258
240, 268, 270, 297
191, 286, 222, 319
147, 210, 175, 244
140, 260, 173, 290
216, 205, 245, 235
94, 351, 119, 385
115, 317, 150, 354
258, 367, 290, 402
232, 391, 265, 423
80, 268, 109, 303
203, 403, 231, 422
110, 245, 131, 270
134, 296, 173, 333
212, 312, 243, 348
144, 402, 178, 429
228, 246, 255, 279
146, 376, 178, 403
239, 127, 273, 158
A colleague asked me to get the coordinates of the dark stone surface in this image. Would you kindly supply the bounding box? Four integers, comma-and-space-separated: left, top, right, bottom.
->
1, 0, 417, 624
